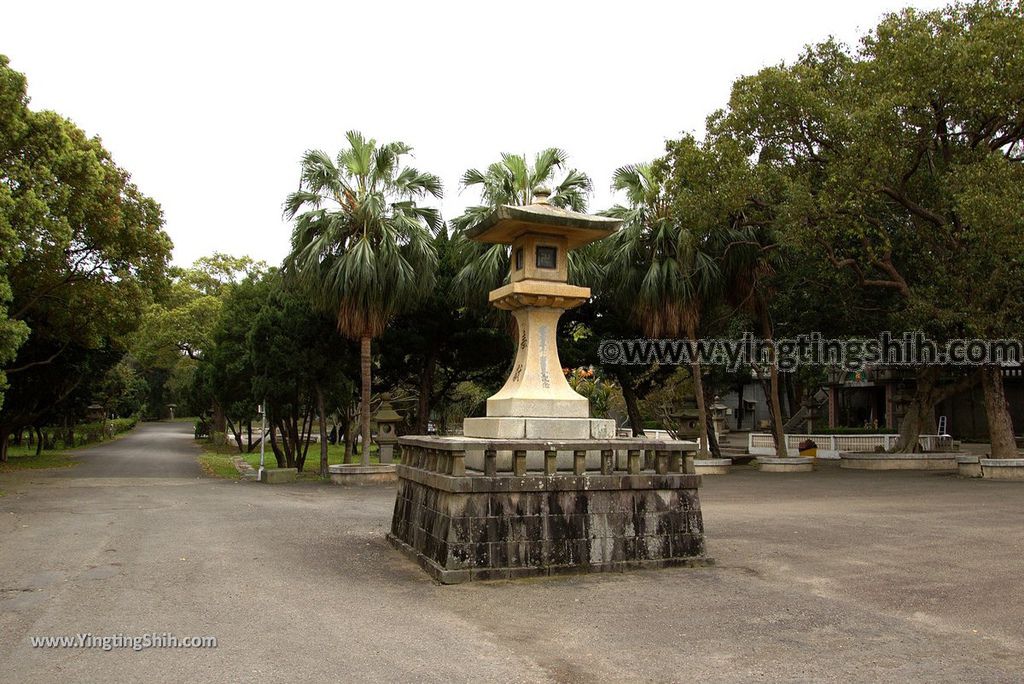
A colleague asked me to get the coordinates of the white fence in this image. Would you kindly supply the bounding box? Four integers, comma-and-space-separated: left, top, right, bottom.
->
747, 433, 951, 458
616, 429, 675, 440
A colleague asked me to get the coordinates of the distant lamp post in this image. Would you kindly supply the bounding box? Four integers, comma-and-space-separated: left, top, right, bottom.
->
802, 396, 821, 433
374, 397, 402, 464
257, 401, 266, 481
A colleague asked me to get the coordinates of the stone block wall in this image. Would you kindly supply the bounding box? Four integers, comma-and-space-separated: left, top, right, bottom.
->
388, 466, 709, 583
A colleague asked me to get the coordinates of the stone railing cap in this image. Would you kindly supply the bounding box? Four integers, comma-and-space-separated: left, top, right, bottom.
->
398, 435, 697, 452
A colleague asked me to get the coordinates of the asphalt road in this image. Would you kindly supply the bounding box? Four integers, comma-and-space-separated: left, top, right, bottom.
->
1, 422, 1022, 682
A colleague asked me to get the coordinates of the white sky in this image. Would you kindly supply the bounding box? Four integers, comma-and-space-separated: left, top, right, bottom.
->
3, 0, 948, 267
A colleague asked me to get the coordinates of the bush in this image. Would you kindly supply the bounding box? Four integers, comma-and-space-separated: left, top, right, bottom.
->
815, 426, 897, 435
109, 417, 138, 435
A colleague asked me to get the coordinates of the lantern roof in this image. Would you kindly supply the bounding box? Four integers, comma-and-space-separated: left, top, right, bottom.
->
465, 188, 622, 249
373, 401, 402, 423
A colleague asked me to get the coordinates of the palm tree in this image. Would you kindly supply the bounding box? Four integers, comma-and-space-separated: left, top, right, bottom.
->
451, 148, 593, 299
283, 131, 442, 466
603, 161, 721, 457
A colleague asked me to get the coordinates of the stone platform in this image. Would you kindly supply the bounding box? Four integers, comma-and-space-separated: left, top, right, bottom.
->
328, 463, 397, 486
980, 458, 1024, 480
840, 452, 957, 470
387, 436, 711, 583
758, 457, 815, 473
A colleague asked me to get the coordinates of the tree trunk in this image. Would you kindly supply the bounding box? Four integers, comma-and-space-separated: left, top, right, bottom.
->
686, 322, 710, 458
212, 400, 226, 435
734, 379, 746, 430
614, 367, 645, 436
268, 421, 285, 468
703, 396, 722, 459
415, 346, 438, 434
759, 306, 789, 457
226, 417, 243, 454
892, 367, 979, 452
341, 410, 354, 464
0, 431, 8, 463
360, 335, 372, 467
297, 403, 313, 472
35, 426, 43, 456
316, 385, 329, 478
980, 366, 1017, 459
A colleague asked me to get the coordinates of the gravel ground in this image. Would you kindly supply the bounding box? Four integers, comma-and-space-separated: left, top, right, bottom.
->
0, 422, 1021, 682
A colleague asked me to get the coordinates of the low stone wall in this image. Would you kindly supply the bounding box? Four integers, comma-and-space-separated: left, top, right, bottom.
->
694, 458, 732, 475
980, 458, 1024, 480
388, 436, 711, 583
258, 468, 297, 484
957, 455, 982, 478
839, 453, 957, 471
328, 464, 397, 486
758, 457, 814, 473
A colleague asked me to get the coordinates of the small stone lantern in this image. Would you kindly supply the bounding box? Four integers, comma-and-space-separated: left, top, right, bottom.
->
373, 398, 402, 464
710, 396, 731, 439
86, 404, 105, 422
167, 403, 177, 421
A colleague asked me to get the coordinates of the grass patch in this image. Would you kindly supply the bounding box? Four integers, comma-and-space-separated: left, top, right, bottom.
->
197, 450, 242, 479
239, 442, 386, 471
1, 418, 140, 473
0, 446, 78, 472
196, 439, 389, 480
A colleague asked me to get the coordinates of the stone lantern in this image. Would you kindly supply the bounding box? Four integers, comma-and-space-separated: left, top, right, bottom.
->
462, 188, 619, 440
710, 396, 731, 439
386, 190, 711, 583
86, 404, 105, 422
373, 398, 402, 464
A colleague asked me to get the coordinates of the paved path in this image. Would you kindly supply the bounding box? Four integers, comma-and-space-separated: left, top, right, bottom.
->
50, 422, 203, 479
1, 423, 1022, 682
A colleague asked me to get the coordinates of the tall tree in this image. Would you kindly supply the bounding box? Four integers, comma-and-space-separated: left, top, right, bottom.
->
377, 228, 512, 435
714, 0, 1024, 455
603, 160, 722, 457
0, 56, 171, 460
284, 131, 441, 466
451, 148, 593, 301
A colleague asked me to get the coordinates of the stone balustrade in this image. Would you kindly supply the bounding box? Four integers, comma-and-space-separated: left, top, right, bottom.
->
396, 436, 697, 479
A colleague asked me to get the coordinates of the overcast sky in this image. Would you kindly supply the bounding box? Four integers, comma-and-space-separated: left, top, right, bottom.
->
3, 0, 948, 266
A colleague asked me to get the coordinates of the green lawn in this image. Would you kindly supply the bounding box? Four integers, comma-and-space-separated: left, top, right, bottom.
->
0, 446, 78, 472
0, 421, 139, 473
197, 449, 243, 479
197, 439, 394, 480
240, 442, 383, 471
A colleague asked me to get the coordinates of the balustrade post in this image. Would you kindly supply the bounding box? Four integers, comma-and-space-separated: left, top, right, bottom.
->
600, 449, 614, 475
669, 450, 683, 473
513, 449, 527, 476
484, 448, 497, 476
627, 449, 641, 475
655, 450, 669, 475
544, 449, 557, 476
573, 450, 586, 475
451, 449, 465, 477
